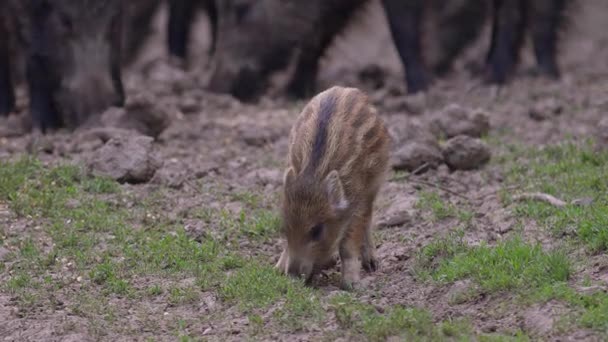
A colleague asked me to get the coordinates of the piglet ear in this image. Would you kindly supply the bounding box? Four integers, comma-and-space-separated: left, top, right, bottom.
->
283, 167, 296, 187
324, 170, 348, 212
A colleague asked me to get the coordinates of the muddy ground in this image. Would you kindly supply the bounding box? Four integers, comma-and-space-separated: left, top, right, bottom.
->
1, 1, 608, 341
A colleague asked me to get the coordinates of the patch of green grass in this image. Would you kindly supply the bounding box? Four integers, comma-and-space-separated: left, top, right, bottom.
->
415, 191, 475, 226
89, 261, 132, 296
506, 141, 608, 252
220, 262, 323, 329
5, 273, 35, 293
533, 283, 608, 333
330, 294, 528, 341
229, 190, 263, 208
412, 230, 468, 281
457, 209, 475, 227
498, 141, 608, 335
146, 284, 163, 297
216, 208, 281, 241
416, 235, 570, 295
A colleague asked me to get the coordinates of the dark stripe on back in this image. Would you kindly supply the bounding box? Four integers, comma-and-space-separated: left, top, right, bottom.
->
308, 92, 337, 170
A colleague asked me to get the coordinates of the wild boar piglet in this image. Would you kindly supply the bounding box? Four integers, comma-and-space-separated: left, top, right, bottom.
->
276, 86, 389, 290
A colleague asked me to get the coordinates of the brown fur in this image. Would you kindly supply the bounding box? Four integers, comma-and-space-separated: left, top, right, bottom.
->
276, 86, 389, 290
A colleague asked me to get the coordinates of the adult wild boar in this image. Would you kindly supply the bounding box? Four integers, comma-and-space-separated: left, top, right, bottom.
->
207, 0, 428, 101
0, 0, 125, 132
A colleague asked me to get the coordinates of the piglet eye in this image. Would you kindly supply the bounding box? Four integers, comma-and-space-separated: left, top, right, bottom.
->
309, 224, 324, 241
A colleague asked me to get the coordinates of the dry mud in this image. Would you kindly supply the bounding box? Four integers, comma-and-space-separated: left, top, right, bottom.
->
1, 1, 607, 341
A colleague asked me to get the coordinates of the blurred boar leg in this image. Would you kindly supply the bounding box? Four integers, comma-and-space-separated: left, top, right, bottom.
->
0, 15, 15, 116
286, 3, 362, 98
123, 0, 161, 65
529, 0, 565, 79
202, 0, 218, 56
168, 0, 217, 60
485, 0, 526, 84
26, 55, 62, 131
168, 0, 198, 59
381, 0, 429, 93
431, 0, 488, 75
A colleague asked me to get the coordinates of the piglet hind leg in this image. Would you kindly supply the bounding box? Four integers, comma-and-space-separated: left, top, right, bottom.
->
360, 202, 378, 273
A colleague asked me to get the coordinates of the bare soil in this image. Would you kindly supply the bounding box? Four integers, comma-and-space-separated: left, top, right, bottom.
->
1, 1, 608, 341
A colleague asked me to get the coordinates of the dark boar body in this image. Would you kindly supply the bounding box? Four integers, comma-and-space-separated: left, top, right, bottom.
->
208, 0, 427, 101
2, 0, 125, 132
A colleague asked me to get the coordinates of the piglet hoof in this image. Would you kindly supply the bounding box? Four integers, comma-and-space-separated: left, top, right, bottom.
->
361, 256, 379, 273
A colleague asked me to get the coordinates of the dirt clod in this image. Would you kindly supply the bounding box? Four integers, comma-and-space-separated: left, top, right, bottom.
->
522, 304, 555, 336
0, 246, 10, 261
151, 159, 188, 188
245, 168, 282, 187
446, 279, 478, 304
0, 114, 31, 138
529, 98, 563, 121
389, 119, 443, 172
240, 124, 282, 147
377, 197, 416, 228
442, 135, 491, 170
392, 141, 443, 172
596, 116, 608, 149
98, 94, 172, 138
85, 134, 160, 183
431, 104, 490, 138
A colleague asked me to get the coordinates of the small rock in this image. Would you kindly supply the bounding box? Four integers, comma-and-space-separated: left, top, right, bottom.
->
377, 243, 409, 262
529, 98, 562, 121
431, 104, 490, 138
179, 95, 200, 114
26, 134, 54, 154
65, 199, 81, 209
193, 162, 220, 178
240, 124, 281, 147
596, 117, 608, 149
151, 160, 188, 188
225, 201, 244, 215
99, 94, 172, 138
572, 197, 594, 206
442, 135, 491, 170
358, 64, 386, 90
0, 246, 11, 261
60, 333, 94, 342
245, 168, 282, 187
446, 279, 478, 304
0, 114, 31, 137
377, 197, 417, 228
575, 285, 606, 295
391, 141, 443, 172
387, 118, 436, 145
184, 220, 207, 242
86, 134, 160, 183
383, 92, 427, 115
